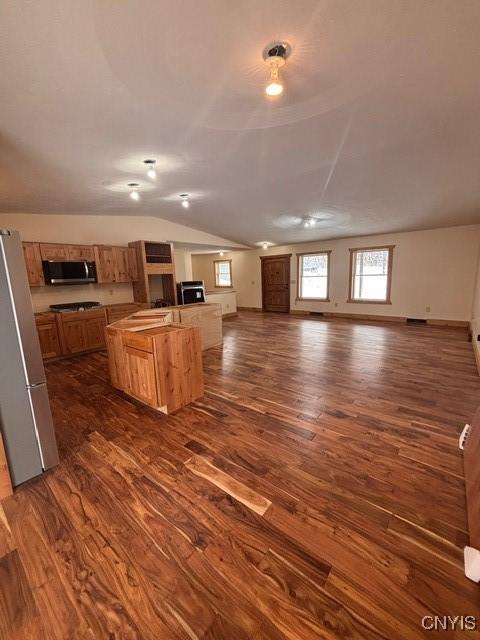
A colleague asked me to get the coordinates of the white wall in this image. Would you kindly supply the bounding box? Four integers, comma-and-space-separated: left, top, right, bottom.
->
0, 212, 237, 311
193, 225, 480, 322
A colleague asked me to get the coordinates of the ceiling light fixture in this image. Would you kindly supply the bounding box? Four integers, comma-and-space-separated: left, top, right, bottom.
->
128, 183, 140, 201
262, 242, 269, 250
263, 42, 290, 97
303, 217, 316, 228
179, 193, 190, 209
144, 159, 157, 180
219, 250, 224, 256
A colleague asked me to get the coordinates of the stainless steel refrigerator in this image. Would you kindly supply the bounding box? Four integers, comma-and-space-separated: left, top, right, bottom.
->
0, 229, 59, 486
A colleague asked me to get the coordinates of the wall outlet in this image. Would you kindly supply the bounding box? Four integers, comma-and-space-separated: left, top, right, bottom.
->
334, 302, 338, 307
226, 303, 230, 309
251, 280, 255, 285
425, 305, 431, 312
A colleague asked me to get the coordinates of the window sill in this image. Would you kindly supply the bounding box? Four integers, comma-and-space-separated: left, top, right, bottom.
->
347, 299, 392, 305
296, 298, 330, 302
214, 285, 234, 289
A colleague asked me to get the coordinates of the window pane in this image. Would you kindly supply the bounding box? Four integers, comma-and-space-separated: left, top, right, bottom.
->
302, 254, 328, 276
215, 261, 231, 286
353, 274, 388, 300
302, 276, 327, 299
299, 254, 329, 299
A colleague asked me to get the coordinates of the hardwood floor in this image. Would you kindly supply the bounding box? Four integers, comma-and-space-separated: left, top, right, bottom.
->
1, 312, 479, 639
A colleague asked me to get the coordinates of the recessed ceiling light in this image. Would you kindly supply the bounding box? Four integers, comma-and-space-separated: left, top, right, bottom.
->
128, 183, 140, 201
263, 42, 290, 97
179, 193, 190, 208
144, 159, 157, 180
262, 242, 269, 250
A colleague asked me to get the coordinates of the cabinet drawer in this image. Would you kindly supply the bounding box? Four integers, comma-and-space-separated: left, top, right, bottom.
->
122, 331, 154, 353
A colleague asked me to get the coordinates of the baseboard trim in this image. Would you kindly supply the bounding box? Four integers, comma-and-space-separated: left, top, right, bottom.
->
289, 309, 469, 328
223, 312, 238, 319
237, 306, 262, 312
473, 343, 480, 376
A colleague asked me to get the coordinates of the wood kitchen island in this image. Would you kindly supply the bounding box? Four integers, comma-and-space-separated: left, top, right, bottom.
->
106, 309, 204, 414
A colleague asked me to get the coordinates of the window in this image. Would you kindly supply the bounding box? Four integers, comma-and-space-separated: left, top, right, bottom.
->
297, 252, 330, 300
348, 246, 394, 303
214, 259, 232, 287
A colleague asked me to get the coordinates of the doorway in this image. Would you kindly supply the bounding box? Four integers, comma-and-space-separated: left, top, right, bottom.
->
260, 254, 291, 312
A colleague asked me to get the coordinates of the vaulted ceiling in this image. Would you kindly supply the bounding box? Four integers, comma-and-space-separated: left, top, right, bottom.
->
1, 0, 480, 245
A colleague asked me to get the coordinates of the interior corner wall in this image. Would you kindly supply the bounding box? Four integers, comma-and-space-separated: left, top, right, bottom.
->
192, 225, 480, 322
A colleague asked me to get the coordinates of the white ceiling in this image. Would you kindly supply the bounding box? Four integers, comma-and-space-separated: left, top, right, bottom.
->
1, 0, 480, 246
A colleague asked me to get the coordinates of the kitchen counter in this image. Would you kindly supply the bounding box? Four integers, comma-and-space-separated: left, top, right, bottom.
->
106, 309, 203, 414
204, 291, 237, 316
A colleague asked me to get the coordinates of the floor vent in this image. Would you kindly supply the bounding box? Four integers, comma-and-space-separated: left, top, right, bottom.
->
406, 318, 427, 324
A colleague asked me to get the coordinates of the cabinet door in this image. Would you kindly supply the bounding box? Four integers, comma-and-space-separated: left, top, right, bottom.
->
94, 246, 116, 283
40, 243, 68, 261
128, 247, 138, 281
113, 247, 130, 283
61, 320, 87, 354
84, 316, 107, 350
37, 322, 61, 359
67, 245, 94, 261
22, 242, 44, 286
124, 346, 158, 407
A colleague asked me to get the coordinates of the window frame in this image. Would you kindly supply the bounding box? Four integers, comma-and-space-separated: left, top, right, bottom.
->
347, 245, 394, 304
296, 250, 331, 302
213, 259, 233, 288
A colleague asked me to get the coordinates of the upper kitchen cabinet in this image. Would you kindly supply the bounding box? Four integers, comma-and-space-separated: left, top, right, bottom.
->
66, 245, 94, 261
39, 242, 94, 262
39, 243, 68, 261
94, 245, 138, 284
94, 245, 116, 283
128, 241, 177, 305
22, 242, 44, 286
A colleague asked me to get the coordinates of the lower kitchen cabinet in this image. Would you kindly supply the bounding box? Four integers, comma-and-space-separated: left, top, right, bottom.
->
56, 309, 107, 355
34, 313, 62, 359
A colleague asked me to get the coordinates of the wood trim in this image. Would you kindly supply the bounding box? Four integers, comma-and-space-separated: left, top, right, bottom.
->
222, 312, 238, 319
473, 342, 480, 376
348, 245, 394, 304
213, 259, 233, 288
237, 306, 262, 312
464, 408, 480, 550
259, 253, 292, 260
296, 251, 331, 302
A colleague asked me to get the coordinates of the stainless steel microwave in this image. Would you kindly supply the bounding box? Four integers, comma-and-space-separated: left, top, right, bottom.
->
42, 260, 97, 285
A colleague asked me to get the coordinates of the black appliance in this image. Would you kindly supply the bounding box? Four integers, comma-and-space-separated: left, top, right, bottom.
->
49, 301, 101, 313
43, 260, 97, 285
177, 280, 205, 305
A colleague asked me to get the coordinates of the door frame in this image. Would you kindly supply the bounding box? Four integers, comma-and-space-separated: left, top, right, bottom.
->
260, 254, 291, 313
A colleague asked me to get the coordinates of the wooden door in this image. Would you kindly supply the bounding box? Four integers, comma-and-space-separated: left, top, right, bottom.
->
261, 254, 291, 313
37, 321, 62, 359
94, 245, 116, 283
84, 316, 107, 350
22, 242, 44, 286
124, 346, 158, 406
113, 247, 130, 283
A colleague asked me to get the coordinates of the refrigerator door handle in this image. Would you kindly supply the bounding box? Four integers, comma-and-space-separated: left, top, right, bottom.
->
27, 382, 46, 389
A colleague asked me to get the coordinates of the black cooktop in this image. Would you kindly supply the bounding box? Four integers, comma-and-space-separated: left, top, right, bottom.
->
50, 301, 101, 312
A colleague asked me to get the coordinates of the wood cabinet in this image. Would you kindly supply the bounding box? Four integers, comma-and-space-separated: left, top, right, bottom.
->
94, 245, 137, 284
35, 313, 62, 359
128, 247, 138, 281
106, 310, 203, 414
105, 303, 148, 324
22, 242, 44, 286
57, 309, 107, 355
113, 246, 130, 283
94, 245, 116, 283
40, 243, 68, 261
169, 303, 222, 350
128, 240, 177, 305
66, 245, 94, 261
